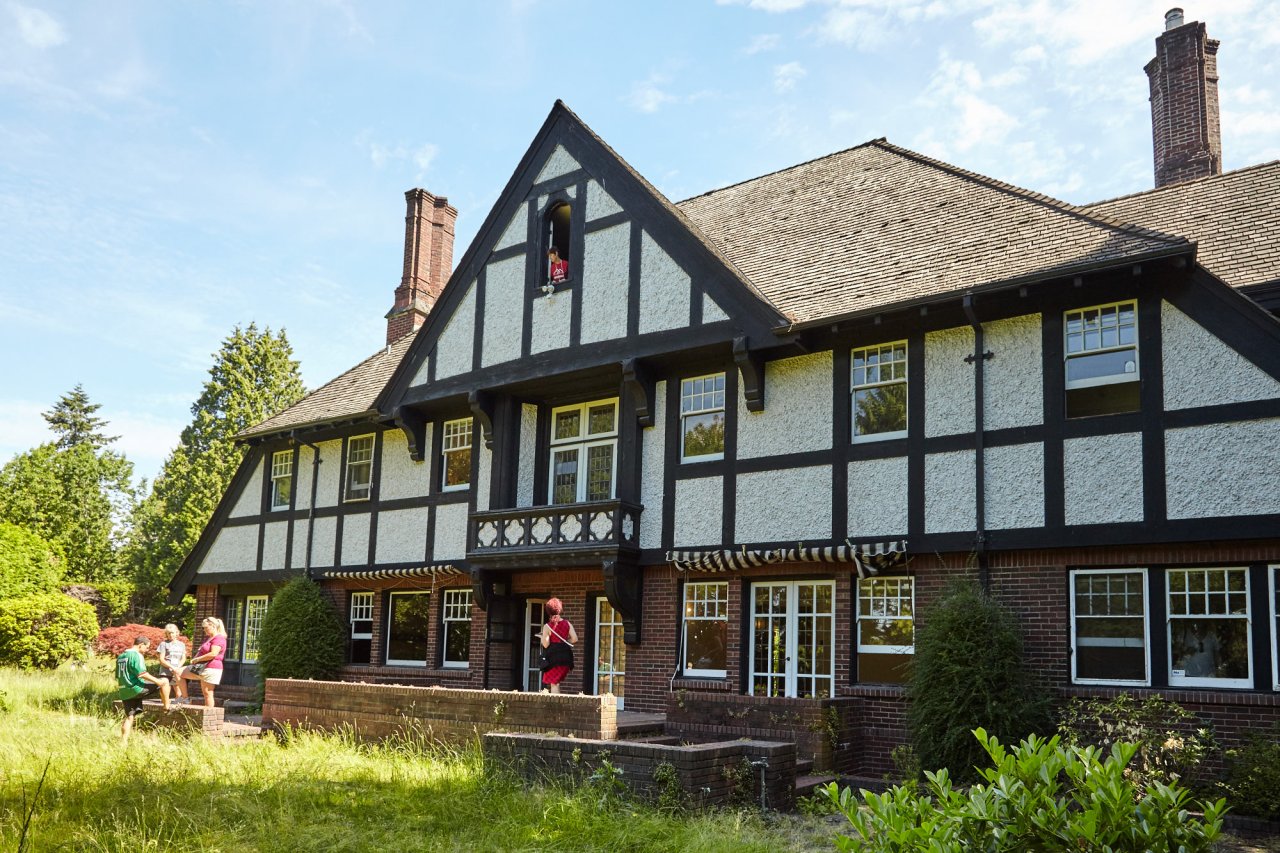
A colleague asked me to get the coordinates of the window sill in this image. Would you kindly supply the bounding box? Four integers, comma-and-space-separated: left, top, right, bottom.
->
851, 430, 907, 444
672, 676, 731, 691
839, 683, 907, 698
343, 496, 371, 504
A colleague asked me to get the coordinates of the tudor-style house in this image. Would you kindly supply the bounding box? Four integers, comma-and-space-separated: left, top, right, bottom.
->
171, 11, 1280, 776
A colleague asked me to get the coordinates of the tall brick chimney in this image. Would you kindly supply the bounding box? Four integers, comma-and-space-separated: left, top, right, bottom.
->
1145, 8, 1222, 188
385, 188, 457, 344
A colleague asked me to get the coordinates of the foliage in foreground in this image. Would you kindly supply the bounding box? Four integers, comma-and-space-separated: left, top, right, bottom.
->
257, 577, 346, 692
0, 593, 98, 669
0, 521, 64, 599
823, 729, 1227, 853
1221, 723, 1280, 820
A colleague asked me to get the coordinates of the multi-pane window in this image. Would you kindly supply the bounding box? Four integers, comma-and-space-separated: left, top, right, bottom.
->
856, 577, 914, 684
1270, 566, 1280, 692
681, 374, 726, 462
1065, 301, 1139, 418
386, 591, 431, 666
441, 418, 472, 491
1070, 569, 1149, 685
224, 599, 245, 662
349, 591, 374, 665
1167, 567, 1251, 688
750, 581, 834, 699
270, 450, 293, 510
683, 582, 728, 677
549, 399, 618, 504
345, 435, 375, 502
852, 342, 907, 440
595, 599, 626, 705
442, 589, 472, 668
242, 595, 269, 663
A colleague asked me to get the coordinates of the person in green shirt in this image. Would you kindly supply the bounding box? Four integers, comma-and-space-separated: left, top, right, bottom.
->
116, 635, 171, 744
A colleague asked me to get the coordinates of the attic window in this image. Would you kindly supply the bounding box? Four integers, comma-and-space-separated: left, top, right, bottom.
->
542, 202, 572, 291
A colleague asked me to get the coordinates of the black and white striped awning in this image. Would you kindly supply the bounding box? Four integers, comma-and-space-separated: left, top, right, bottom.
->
667, 541, 908, 578
319, 564, 465, 581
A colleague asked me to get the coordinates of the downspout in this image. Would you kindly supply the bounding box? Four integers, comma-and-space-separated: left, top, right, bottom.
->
296, 436, 322, 581
962, 295, 993, 590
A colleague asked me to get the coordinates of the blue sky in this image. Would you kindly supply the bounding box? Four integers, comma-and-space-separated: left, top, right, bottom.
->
2, 1, 1278, 485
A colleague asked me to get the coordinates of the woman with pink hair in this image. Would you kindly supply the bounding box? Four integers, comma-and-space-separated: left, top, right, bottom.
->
539, 597, 578, 693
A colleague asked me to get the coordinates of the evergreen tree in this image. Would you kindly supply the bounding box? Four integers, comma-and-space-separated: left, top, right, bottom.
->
127, 324, 306, 602
43, 384, 117, 450
0, 521, 65, 599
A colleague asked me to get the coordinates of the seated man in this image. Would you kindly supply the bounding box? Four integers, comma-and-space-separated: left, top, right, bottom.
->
547, 246, 569, 284
116, 634, 171, 744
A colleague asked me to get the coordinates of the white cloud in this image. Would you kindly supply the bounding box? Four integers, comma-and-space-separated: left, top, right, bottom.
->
8, 2, 66, 49
627, 75, 678, 113
773, 61, 807, 92
815, 7, 894, 49
717, 0, 812, 11
358, 132, 440, 180
744, 33, 781, 54
913, 55, 1018, 154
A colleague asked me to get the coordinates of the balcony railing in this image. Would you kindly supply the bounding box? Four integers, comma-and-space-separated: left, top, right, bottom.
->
467, 500, 642, 567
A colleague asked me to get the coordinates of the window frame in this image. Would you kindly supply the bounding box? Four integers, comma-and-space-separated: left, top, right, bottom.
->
851, 340, 908, 443
242, 595, 269, 664
680, 373, 726, 463
385, 591, 432, 667
1166, 566, 1253, 690
1270, 565, 1280, 692
1069, 568, 1151, 687
748, 579, 836, 699
441, 418, 473, 493
270, 450, 293, 511
349, 591, 374, 665
542, 201, 573, 289
547, 398, 619, 504
856, 576, 915, 684
224, 598, 245, 662
1064, 300, 1139, 391
441, 588, 473, 669
344, 435, 375, 502
682, 581, 728, 678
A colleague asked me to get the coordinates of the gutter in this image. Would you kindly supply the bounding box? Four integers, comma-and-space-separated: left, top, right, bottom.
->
962, 294, 992, 591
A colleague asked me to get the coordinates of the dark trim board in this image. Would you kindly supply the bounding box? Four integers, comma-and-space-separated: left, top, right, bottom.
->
189, 569, 301, 588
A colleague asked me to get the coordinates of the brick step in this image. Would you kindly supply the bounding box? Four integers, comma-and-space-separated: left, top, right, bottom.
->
795, 774, 838, 799
221, 699, 259, 713
615, 715, 666, 737
618, 734, 681, 745
221, 721, 265, 739
796, 758, 815, 776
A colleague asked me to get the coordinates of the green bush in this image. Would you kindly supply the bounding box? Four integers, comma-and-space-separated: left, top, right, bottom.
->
256, 577, 345, 695
1058, 693, 1217, 794
94, 578, 136, 625
149, 593, 197, 635
0, 593, 99, 669
0, 522, 64, 599
822, 729, 1226, 853
1220, 723, 1280, 819
905, 579, 1051, 783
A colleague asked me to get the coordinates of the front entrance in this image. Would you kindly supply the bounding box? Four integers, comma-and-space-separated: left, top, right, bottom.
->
522, 599, 546, 692
594, 598, 626, 709
749, 580, 835, 699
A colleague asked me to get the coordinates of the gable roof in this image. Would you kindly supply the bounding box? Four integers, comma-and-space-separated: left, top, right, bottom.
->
676, 139, 1191, 326
1083, 160, 1280, 289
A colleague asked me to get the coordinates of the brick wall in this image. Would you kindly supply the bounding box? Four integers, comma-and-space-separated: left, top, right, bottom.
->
194, 584, 220, 627
1146, 18, 1222, 187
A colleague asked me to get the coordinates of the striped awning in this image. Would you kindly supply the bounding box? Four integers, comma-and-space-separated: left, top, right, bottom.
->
667, 541, 908, 578
319, 564, 465, 581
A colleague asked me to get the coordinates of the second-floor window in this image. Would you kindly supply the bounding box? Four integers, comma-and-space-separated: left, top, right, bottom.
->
270, 450, 293, 510
681, 373, 726, 462
852, 341, 907, 441
345, 435, 374, 502
549, 398, 617, 504
1065, 300, 1139, 418
442, 418, 472, 491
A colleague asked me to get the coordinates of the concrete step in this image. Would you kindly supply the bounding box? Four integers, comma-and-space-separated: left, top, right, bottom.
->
795, 774, 839, 799
796, 758, 815, 776
619, 734, 682, 745
221, 699, 259, 713
615, 712, 666, 737
221, 720, 265, 739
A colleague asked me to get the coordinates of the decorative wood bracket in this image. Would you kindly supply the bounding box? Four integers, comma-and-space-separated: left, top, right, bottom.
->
470, 567, 498, 612
733, 336, 766, 413
620, 358, 656, 427
468, 390, 496, 451
602, 558, 643, 644
392, 406, 427, 462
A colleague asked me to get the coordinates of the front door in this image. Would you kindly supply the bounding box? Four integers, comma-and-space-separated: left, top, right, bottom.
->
522, 599, 546, 692
749, 580, 835, 698
594, 598, 626, 709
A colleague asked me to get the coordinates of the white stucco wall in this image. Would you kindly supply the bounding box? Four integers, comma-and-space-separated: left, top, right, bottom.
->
674, 476, 723, 546
848, 456, 908, 537
1162, 301, 1280, 410
703, 293, 729, 324
530, 287, 572, 354
535, 145, 580, 183
495, 207, 527, 251
983, 314, 1042, 431
736, 466, 832, 543
375, 507, 430, 564
379, 430, 430, 501
433, 502, 469, 561
517, 404, 537, 508
638, 231, 690, 335
434, 280, 476, 379
293, 447, 315, 511
481, 256, 526, 368
1166, 418, 1280, 519
315, 440, 342, 508
925, 450, 976, 533
340, 513, 371, 567
229, 457, 262, 517
640, 381, 667, 549
925, 327, 975, 438
984, 443, 1044, 529
580, 223, 630, 344
290, 521, 309, 570
537, 185, 576, 214
201, 525, 258, 573
738, 352, 833, 459
409, 354, 431, 388
310, 517, 336, 568
585, 179, 621, 219
261, 521, 288, 571
1063, 433, 1143, 526
476, 444, 493, 512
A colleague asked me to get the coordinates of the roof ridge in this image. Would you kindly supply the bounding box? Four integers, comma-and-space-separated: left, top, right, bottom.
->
673, 138, 888, 205
1083, 159, 1280, 207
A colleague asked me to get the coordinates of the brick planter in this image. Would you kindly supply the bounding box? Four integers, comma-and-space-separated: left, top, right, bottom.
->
114, 701, 225, 737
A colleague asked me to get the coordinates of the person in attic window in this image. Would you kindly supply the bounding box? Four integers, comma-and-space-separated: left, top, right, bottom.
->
547, 246, 569, 285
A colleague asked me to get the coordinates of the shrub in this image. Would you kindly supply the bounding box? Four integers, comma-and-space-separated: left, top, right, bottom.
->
0, 593, 98, 669
257, 577, 345, 694
149, 594, 197, 635
822, 729, 1227, 853
0, 522, 64, 599
1220, 723, 1280, 819
905, 579, 1051, 783
94, 579, 136, 625
93, 624, 190, 658
1057, 693, 1217, 794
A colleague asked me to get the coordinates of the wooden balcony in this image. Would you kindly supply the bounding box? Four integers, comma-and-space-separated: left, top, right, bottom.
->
467, 500, 642, 568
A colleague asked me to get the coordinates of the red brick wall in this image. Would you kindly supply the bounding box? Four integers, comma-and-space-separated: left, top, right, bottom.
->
194, 584, 220, 627
1146, 19, 1222, 187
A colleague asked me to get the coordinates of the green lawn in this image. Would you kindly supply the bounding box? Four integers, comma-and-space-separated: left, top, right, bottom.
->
0, 666, 833, 852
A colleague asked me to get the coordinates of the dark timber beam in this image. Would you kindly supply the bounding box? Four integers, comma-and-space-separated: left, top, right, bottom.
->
392, 406, 427, 462
468, 390, 496, 451
620, 357, 656, 427
733, 336, 765, 413
602, 558, 642, 644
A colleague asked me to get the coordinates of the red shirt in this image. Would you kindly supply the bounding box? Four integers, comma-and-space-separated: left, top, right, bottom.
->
549, 259, 569, 283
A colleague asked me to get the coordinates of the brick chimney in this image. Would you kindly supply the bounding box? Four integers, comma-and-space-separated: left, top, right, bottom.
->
1145, 8, 1222, 188
385, 188, 457, 344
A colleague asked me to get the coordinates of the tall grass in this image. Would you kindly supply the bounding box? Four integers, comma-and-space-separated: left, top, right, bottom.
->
0, 667, 831, 852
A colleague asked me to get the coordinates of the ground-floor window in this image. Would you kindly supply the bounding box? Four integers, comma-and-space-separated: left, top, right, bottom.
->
1168, 567, 1252, 689
1272, 565, 1280, 692
1070, 569, 1149, 686
441, 588, 472, 668
349, 591, 373, 665
683, 581, 727, 677
386, 591, 431, 666
224, 598, 245, 661
750, 580, 834, 699
523, 599, 545, 692
242, 595, 268, 663
856, 576, 914, 684
595, 598, 626, 707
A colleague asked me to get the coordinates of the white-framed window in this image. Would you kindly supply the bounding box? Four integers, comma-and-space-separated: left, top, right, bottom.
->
1070, 569, 1149, 686
270, 450, 293, 510
852, 341, 907, 441
1167, 567, 1252, 689
386, 591, 431, 666
680, 373, 726, 462
345, 435, 375, 502
242, 595, 269, 663
595, 598, 626, 707
856, 576, 914, 684
749, 580, 835, 699
224, 599, 245, 662
349, 591, 374, 665
1270, 566, 1279, 692
441, 418, 472, 492
1065, 301, 1139, 417
683, 582, 728, 677
548, 398, 618, 504
441, 589, 472, 668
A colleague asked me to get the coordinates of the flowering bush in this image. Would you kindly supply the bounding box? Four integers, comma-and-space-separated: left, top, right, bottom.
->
93, 624, 189, 659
